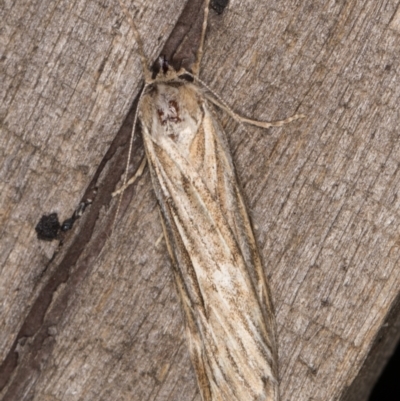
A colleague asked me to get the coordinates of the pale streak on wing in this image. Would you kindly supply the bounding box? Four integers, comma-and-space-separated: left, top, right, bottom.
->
141, 83, 278, 401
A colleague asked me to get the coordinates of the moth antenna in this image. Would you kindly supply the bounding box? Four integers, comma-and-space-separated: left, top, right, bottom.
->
192, 0, 211, 77
117, 0, 152, 83
191, 73, 305, 129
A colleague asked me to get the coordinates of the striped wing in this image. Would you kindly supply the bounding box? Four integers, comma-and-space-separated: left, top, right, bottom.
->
140, 82, 278, 401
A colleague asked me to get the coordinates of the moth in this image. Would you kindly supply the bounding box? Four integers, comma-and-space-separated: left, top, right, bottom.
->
116, 0, 304, 400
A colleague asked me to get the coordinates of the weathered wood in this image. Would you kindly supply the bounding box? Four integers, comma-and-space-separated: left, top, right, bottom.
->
1, 0, 400, 400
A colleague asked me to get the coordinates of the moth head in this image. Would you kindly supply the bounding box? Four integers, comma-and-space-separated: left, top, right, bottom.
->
152, 55, 177, 81
150, 55, 194, 84
152, 55, 168, 76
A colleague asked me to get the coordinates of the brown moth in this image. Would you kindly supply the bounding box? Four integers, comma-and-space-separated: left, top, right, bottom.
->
116, 0, 304, 400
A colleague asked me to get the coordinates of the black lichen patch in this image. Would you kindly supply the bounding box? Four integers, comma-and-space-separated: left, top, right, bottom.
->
211, 0, 229, 14
35, 200, 92, 241
35, 213, 61, 241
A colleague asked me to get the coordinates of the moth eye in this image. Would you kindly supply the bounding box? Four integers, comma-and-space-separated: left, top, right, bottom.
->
177, 73, 194, 82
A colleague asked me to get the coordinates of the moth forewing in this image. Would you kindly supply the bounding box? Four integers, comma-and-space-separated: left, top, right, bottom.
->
116, 0, 304, 400
139, 79, 279, 400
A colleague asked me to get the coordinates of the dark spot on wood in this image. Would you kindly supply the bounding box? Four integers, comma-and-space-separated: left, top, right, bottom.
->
35, 201, 92, 241
61, 217, 75, 232
35, 213, 61, 241
211, 0, 229, 15
97, 58, 107, 74
321, 298, 330, 307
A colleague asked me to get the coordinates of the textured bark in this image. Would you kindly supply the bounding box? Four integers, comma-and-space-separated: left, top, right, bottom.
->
1, 0, 400, 400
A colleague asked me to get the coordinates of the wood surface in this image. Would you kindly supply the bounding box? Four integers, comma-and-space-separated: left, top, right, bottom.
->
1, 0, 400, 400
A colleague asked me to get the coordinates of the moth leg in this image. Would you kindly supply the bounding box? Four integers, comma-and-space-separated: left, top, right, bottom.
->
232, 110, 305, 129
112, 83, 148, 231
205, 92, 305, 129
112, 156, 147, 197
192, 0, 211, 77
155, 232, 164, 247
